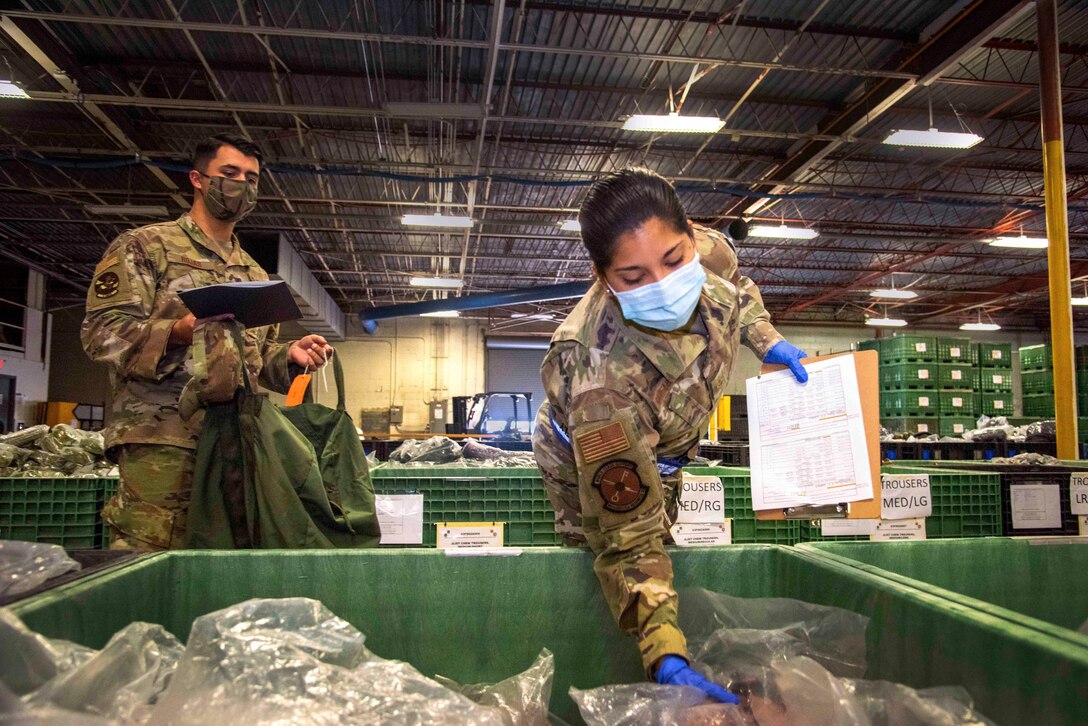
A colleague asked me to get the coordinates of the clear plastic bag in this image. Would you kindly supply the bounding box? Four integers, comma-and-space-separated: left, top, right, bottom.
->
150, 597, 546, 725
0, 609, 94, 696
25, 622, 183, 722
388, 436, 464, 464
0, 541, 81, 598
435, 649, 554, 726
571, 683, 755, 726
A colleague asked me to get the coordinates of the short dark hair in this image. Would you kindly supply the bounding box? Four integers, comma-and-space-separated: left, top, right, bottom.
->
192, 133, 263, 170
578, 167, 690, 270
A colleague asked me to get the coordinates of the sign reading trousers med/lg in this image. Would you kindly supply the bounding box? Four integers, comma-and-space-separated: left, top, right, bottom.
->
880, 474, 932, 520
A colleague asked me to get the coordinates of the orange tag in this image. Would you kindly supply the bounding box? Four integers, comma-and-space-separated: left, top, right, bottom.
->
285, 373, 312, 407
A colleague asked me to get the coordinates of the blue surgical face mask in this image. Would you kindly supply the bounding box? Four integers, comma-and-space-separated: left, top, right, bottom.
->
609, 253, 707, 331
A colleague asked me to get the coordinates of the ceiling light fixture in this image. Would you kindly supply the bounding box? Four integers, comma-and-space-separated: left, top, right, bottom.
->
559, 220, 581, 232
866, 317, 909, 327
382, 102, 484, 120
959, 322, 1001, 331
870, 288, 918, 300
0, 79, 29, 99
622, 113, 724, 134
748, 224, 818, 239
882, 91, 984, 149
85, 204, 169, 217
988, 234, 1048, 249
1072, 297, 1088, 307
420, 310, 461, 318
409, 277, 464, 289
401, 213, 474, 228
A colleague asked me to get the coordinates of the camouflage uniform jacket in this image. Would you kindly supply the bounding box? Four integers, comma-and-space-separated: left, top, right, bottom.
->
81, 214, 294, 455
533, 224, 783, 674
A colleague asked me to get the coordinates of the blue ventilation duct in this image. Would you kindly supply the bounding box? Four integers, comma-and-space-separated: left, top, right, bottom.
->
358, 281, 592, 331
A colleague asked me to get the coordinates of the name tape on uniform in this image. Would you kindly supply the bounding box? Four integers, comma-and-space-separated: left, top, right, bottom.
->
670, 520, 732, 547
871, 517, 926, 541
1070, 474, 1088, 516
436, 522, 504, 550
880, 474, 932, 520
677, 473, 725, 523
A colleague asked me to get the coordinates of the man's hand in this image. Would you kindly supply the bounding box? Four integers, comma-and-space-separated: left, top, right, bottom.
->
289, 334, 333, 368
169, 313, 235, 346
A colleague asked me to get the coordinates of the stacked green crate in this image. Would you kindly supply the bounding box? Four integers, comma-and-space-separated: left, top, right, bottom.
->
1018, 343, 1054, 419
936, 337, 976, 437
878, 336, 939, 435
975, 342, 1014, 418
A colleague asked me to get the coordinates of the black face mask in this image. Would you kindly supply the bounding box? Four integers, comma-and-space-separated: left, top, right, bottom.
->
198, 173, 258, 222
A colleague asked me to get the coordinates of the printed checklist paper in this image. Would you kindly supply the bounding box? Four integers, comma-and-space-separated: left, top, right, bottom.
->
747, 355, 874, 510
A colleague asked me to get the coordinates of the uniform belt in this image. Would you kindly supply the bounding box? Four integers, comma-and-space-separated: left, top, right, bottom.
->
549, 406, 688, 477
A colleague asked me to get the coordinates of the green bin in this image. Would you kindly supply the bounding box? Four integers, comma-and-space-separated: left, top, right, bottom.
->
937, 337, 975, 364
799, 538, 1087, 636
10, 547, 1088, 725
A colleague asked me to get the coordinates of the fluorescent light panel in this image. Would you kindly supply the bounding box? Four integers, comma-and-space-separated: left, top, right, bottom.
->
559, 220, 581, 232
988, 235, 1048, 249
1071, 297, 1088, 307
85, 204, 169, 217
748, 224, 818, 239
622, 113, 724, 134
409, 277, 464, 289
870, 289, 918, 300
0, 80, 29, 99
883, 127, 983, 149
960, 322, 1001, 332
866, 317, 908, 327
401, 213, 474, 228
420, 310, 460, 318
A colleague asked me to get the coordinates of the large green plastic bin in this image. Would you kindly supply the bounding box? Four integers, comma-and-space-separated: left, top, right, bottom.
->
10, 547, 1088, 725
799, 538, 1088, 640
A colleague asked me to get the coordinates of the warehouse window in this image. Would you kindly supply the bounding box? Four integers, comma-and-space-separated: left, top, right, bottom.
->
0, 263, 28, 352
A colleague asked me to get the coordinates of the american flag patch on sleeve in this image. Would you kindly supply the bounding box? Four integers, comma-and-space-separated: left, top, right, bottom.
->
574, 421, 631, 463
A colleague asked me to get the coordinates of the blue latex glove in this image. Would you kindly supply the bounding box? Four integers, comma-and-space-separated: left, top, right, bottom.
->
655, 655, 740, 705
764, 340, 809, 383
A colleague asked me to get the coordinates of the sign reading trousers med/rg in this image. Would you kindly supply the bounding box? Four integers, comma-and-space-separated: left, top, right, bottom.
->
880, 474, 932, 520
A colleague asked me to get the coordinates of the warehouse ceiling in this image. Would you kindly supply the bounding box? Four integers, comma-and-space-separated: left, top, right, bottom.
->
1, 0, 1088, 332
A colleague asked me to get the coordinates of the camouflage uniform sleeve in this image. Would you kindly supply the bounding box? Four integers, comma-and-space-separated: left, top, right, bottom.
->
567, 382, 688, 675
256, 324, 294, 394
81, 233, 180, 381
737, 275, 785, 359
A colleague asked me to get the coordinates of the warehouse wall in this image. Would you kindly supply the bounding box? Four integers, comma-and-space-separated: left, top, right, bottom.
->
48, 307, 110, 406
291, 317, 488, 433
2, 271, 51, 428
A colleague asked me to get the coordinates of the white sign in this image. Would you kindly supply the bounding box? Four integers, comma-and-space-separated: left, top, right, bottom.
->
880, 474, 932, 519
951, 397, 963, 408
872, 518, 926, 541
918, 369, 930, 380
677, 473, 725, 523
919, 396, 930, 407
376, 494, 424, 545
950, 346, 962, 358
916, 423, 929, 433
952, 370, 963, 381
1010, 484, 1062, 529
1070, 474, 1088, 515
437, 522, 504, 549
1080, 515, 1088, 537
953, 423, 966, 434
994, 399, 1005, 410
820, 518, 877, 536
670, 520, 732, 546
992, 374, 1005, 385
915, 342, 927, 353
992, 350, 1003, 360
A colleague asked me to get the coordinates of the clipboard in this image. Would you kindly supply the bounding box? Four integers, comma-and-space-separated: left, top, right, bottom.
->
753, 350, 882, 521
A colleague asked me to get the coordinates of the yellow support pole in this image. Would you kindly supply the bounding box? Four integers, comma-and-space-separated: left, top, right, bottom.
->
717, 396, 732, 432
1038, 0, 1079, 459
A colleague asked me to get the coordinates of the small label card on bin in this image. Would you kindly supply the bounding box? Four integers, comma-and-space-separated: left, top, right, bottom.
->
375, 494, 423, 545
670, 520, 732, 547
871, 517, 926, 541
880, 474, 932, 520
437, 522, 504, 550
1070, 474, 1088, 515
821, 518, 877, 536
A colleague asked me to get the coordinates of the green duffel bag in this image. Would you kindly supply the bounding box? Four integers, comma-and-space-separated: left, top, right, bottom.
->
185, 325, 380, 549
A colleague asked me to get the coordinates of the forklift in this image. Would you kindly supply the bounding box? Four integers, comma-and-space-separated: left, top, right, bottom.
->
451, 392, 534, 440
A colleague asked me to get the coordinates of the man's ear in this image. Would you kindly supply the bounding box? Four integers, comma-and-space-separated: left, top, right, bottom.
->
189, 170, 204, 190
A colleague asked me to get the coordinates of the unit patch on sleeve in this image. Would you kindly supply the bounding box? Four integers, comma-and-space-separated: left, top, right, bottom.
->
593, 460, 647, 513
573, 421, 630, 463
93, 271, 121, 298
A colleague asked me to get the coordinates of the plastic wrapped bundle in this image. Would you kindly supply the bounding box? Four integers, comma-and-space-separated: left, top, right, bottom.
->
0, 609, 94, 696
388, 436, 464, 464
0, 425, 49, 449
462, 438, 507, 461
435, 649, 555, 726
573, 590, 994, 726
0, 542, 80, 599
